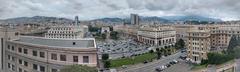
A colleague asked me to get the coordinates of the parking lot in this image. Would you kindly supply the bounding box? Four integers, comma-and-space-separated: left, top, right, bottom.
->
97, 39, 150, 59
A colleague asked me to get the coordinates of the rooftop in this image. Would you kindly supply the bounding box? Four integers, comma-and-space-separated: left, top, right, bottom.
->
13, 36, 95, 48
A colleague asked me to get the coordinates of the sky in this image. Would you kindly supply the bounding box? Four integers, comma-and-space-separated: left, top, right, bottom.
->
0, 0, 240, 21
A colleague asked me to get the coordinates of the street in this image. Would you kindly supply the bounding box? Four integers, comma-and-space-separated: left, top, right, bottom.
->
162, 61, 192, 72
118, 52, 187, 72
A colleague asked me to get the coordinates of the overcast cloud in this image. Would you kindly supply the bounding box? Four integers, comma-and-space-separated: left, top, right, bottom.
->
0, 0, 240, 21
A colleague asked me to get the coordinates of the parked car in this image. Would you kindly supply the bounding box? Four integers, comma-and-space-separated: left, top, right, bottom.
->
173, 60, 178, 63
122, 65, 127, 69
155, 67, 163, 72
169, 61, 176, 65
166, 64, 171, 68
155, 65, 167, 72
181, 50, 186, 53
161, 65, 167, 69
143, 60, 148, 64
179, 56, 187, 60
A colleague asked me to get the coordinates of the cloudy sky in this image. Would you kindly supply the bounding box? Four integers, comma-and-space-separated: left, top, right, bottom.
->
0, 0, 240, 21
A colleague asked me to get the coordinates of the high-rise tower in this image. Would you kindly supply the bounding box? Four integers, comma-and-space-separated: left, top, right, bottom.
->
75, 16, 79, 25
130, 14, 139, 25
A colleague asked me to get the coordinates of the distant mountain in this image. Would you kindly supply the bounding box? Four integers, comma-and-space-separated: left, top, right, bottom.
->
162, 15, 222, 22
93, 18, 124, 23
0, 15, 222, 25
140, 16, 170, 23
0, 16, 73, 25
93, 16, 170, 23
92, 15, 221, 24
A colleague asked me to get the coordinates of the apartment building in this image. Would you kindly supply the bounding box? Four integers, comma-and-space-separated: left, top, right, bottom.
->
44, 25, 88, 39
187, 24, 240, 63
187, 26, 212, 63
4, 17, 97, 72
137, 25, 176, 47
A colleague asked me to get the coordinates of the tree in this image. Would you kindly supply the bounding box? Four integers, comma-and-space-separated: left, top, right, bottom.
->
175, 39, 185, 50
149, 50, 154, 53
101, 33, 107, 39
161, 48, 168, 56
102, 53, 111, 68
166, 48, 171, 55
200, 59, 208, 65
227, 35, 239, 52
60, 65, 97, 72
109, 26, 113, 31
88, 25, 101, 32
232, 47, 240, 59
156, 48, 161, 59
102, 53, 109, 60
156, 48, 160, 52
103, 60, 111, 68
207, 52, 234, 65
110, 31, 119, 40
164, 46, 167, 49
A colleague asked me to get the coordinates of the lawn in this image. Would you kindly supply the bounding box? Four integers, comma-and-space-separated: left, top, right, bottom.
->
110, 53, 157, 67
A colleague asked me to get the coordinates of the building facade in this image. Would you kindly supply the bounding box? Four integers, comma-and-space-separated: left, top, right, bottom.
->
44, 25, 88, 39
187, 24, 240, 63
5, 36, 97, 72
187, 26, 211, 63
45, 16, 88, 39
137, 25, 176, 48
0, 27, 20, 72
4, 16, 97, 72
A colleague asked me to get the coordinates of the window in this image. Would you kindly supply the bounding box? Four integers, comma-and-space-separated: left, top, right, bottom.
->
60, 54, 66, 61
12, 56, 15, 61
40, 66, 45, 72
19, 68, 22, 72
51, 69, 58, 72
7, 45, 10, 49
83, 56, 89, 63
24, 61, 28, 67
40, 52, 45, 58
32, 50, 37, 56
24, 49, 28, 54
51, 53, 57, 60
8, 55, 10, 60
12, 64, 15, 71
73, 56, 78, 62
33, 64, 38, 70
8, 63, 10, 68
15, 32, 19, 36
11, 46, 14, 51
19, 59, 22, 64
18, 48, 22, 53
73, 42, 76, 45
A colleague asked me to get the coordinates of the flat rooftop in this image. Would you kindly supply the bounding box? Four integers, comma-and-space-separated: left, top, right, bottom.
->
13, 36, 95, 48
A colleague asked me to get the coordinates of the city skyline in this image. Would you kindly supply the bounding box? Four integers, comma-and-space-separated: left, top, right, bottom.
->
0, 0, 240, 21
